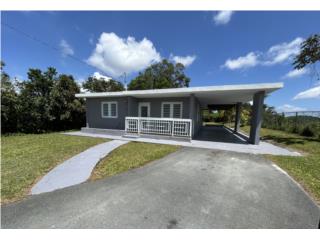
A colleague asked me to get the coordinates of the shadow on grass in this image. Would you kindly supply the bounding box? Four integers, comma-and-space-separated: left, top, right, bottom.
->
262, 135, 320, 146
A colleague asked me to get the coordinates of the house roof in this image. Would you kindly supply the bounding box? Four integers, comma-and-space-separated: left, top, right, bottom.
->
75, 82, 283, 106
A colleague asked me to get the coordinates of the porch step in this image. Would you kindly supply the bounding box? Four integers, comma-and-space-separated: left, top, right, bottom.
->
81, 127, 125, 136
122, 134, 140, 139
123, 133, 191, 142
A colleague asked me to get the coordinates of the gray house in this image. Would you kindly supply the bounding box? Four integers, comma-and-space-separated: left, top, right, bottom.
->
76, 82, 283, 144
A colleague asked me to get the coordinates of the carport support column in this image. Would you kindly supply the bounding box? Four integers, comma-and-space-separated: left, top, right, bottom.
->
249, 91, 265, 145
234, 102, 241, 133
189, 94, 195, 137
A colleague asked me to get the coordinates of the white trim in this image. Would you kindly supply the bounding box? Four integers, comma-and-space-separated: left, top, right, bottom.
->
161, 102, 183, 118
138, 102, 151, 117
101, 101, 118, 118
76, 82, 283, 98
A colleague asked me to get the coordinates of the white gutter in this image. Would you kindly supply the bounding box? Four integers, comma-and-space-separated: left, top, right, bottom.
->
75, 82, 283, 98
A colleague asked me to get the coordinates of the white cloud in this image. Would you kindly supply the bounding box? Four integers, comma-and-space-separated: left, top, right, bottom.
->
79, 72, 112, 93
213, 11, 234, 25
263, 37, 304, 65
92, 72, 112, 81
276, 104, 307, 112
293, 85, 320, 100
222, 52, 259, 70
223, 37, 304, 71
80, 85, 90, 93
87, 32, 161, 77
59, 39, 74, 57
282, 68, 309, 79
170, 54, 196, 67
76, 77, 85, 83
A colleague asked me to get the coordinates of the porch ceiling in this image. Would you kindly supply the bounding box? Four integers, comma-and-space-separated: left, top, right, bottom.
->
194, 89, 262, 106
76, 82, 283, 106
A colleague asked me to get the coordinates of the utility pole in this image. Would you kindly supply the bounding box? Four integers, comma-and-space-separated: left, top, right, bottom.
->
122, 72, 127, 91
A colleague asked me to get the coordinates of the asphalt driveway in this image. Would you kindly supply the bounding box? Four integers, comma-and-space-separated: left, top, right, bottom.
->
2, 147, 319, 228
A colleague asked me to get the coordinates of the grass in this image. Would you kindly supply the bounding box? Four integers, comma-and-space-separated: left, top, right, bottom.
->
90, 142, 180, 181
3, 127, 318, 205
202, 122, 224, 126
241, 126, 320, 204
1, 133, 107, 203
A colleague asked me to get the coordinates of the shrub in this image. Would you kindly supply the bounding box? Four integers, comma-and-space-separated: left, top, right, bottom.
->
290, 126, 300, 134
301, 126, 315, 137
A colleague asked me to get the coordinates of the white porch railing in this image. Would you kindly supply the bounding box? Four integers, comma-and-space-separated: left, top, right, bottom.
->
125, 117, 192, 138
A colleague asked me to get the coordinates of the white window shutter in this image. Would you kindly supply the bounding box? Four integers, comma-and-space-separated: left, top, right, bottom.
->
111, 103, 117, 117
173, 103, 182, 118
162, 104, 171, 118
103, 104, 109, 117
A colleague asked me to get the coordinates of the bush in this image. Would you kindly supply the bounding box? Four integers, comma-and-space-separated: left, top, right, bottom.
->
290, 126, 300, 134
262, 110, 320, 139
301, 126, 315, 137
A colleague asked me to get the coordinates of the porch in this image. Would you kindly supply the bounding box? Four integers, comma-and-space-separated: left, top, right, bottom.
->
81, 122, 248, 145
123, 117, 248, 143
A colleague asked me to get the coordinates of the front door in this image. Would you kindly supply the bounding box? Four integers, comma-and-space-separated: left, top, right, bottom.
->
139, 102, 150, 117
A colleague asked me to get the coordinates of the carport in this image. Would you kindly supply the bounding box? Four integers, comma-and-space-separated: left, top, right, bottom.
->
194, 125, 248, 144
192, 83, 283, 144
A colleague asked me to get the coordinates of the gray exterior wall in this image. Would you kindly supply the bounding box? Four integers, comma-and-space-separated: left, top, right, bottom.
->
135, 97, 190, 118
86, 97, 128, 130
127, 96, 138, 116
85, 95, 201, 136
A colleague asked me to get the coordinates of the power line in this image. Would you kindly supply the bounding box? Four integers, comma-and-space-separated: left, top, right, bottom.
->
2, 22, 94, 69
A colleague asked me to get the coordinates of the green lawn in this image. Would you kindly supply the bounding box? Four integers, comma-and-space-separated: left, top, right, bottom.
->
90, 142, 180, 181
241, 126, 320, 204
3, 128, 318, 205
203, 122, 224, 126
1, 133, 107, 203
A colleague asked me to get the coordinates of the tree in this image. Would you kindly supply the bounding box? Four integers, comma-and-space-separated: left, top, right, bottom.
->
49, 74, 85, 130
82, 76, 124, 92
240, 103, 252, 126
128, 59, 190, 90
293, 34, 320, 80
1, 61, 18, 133
1, 64, 88, 133
18, 67, 57, 133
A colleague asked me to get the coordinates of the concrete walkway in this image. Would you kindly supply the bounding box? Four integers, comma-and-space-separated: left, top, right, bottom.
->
31, 140, 128, 195
64, 131, 300, 156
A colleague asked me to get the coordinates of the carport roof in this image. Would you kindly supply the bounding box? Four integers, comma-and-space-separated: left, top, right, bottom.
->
76, 82, 283, 105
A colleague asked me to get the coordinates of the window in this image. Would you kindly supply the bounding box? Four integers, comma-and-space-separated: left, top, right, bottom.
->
101, 101, 118, 118
161, 102, 183, 118
162, 103, 171, 118
173, 103, 181, 118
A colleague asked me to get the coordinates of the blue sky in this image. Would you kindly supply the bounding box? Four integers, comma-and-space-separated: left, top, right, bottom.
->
2, 11, 320, 111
